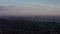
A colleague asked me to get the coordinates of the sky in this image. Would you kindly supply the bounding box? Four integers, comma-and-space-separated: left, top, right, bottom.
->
0, 0, 60, 16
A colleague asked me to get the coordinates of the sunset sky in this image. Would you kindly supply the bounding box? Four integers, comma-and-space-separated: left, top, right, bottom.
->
0, 0, 60, 16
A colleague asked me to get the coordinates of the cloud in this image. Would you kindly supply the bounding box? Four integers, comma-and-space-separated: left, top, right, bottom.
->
0, 2, 60, 16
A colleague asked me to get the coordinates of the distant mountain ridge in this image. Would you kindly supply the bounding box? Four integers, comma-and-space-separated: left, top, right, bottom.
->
0, 16, 60, 23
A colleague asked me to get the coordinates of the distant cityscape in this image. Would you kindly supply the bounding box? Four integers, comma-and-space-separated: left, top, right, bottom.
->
0, 16, 60, 34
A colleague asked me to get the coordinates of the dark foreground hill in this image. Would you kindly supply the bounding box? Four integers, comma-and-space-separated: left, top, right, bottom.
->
0, 16, 60, 34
